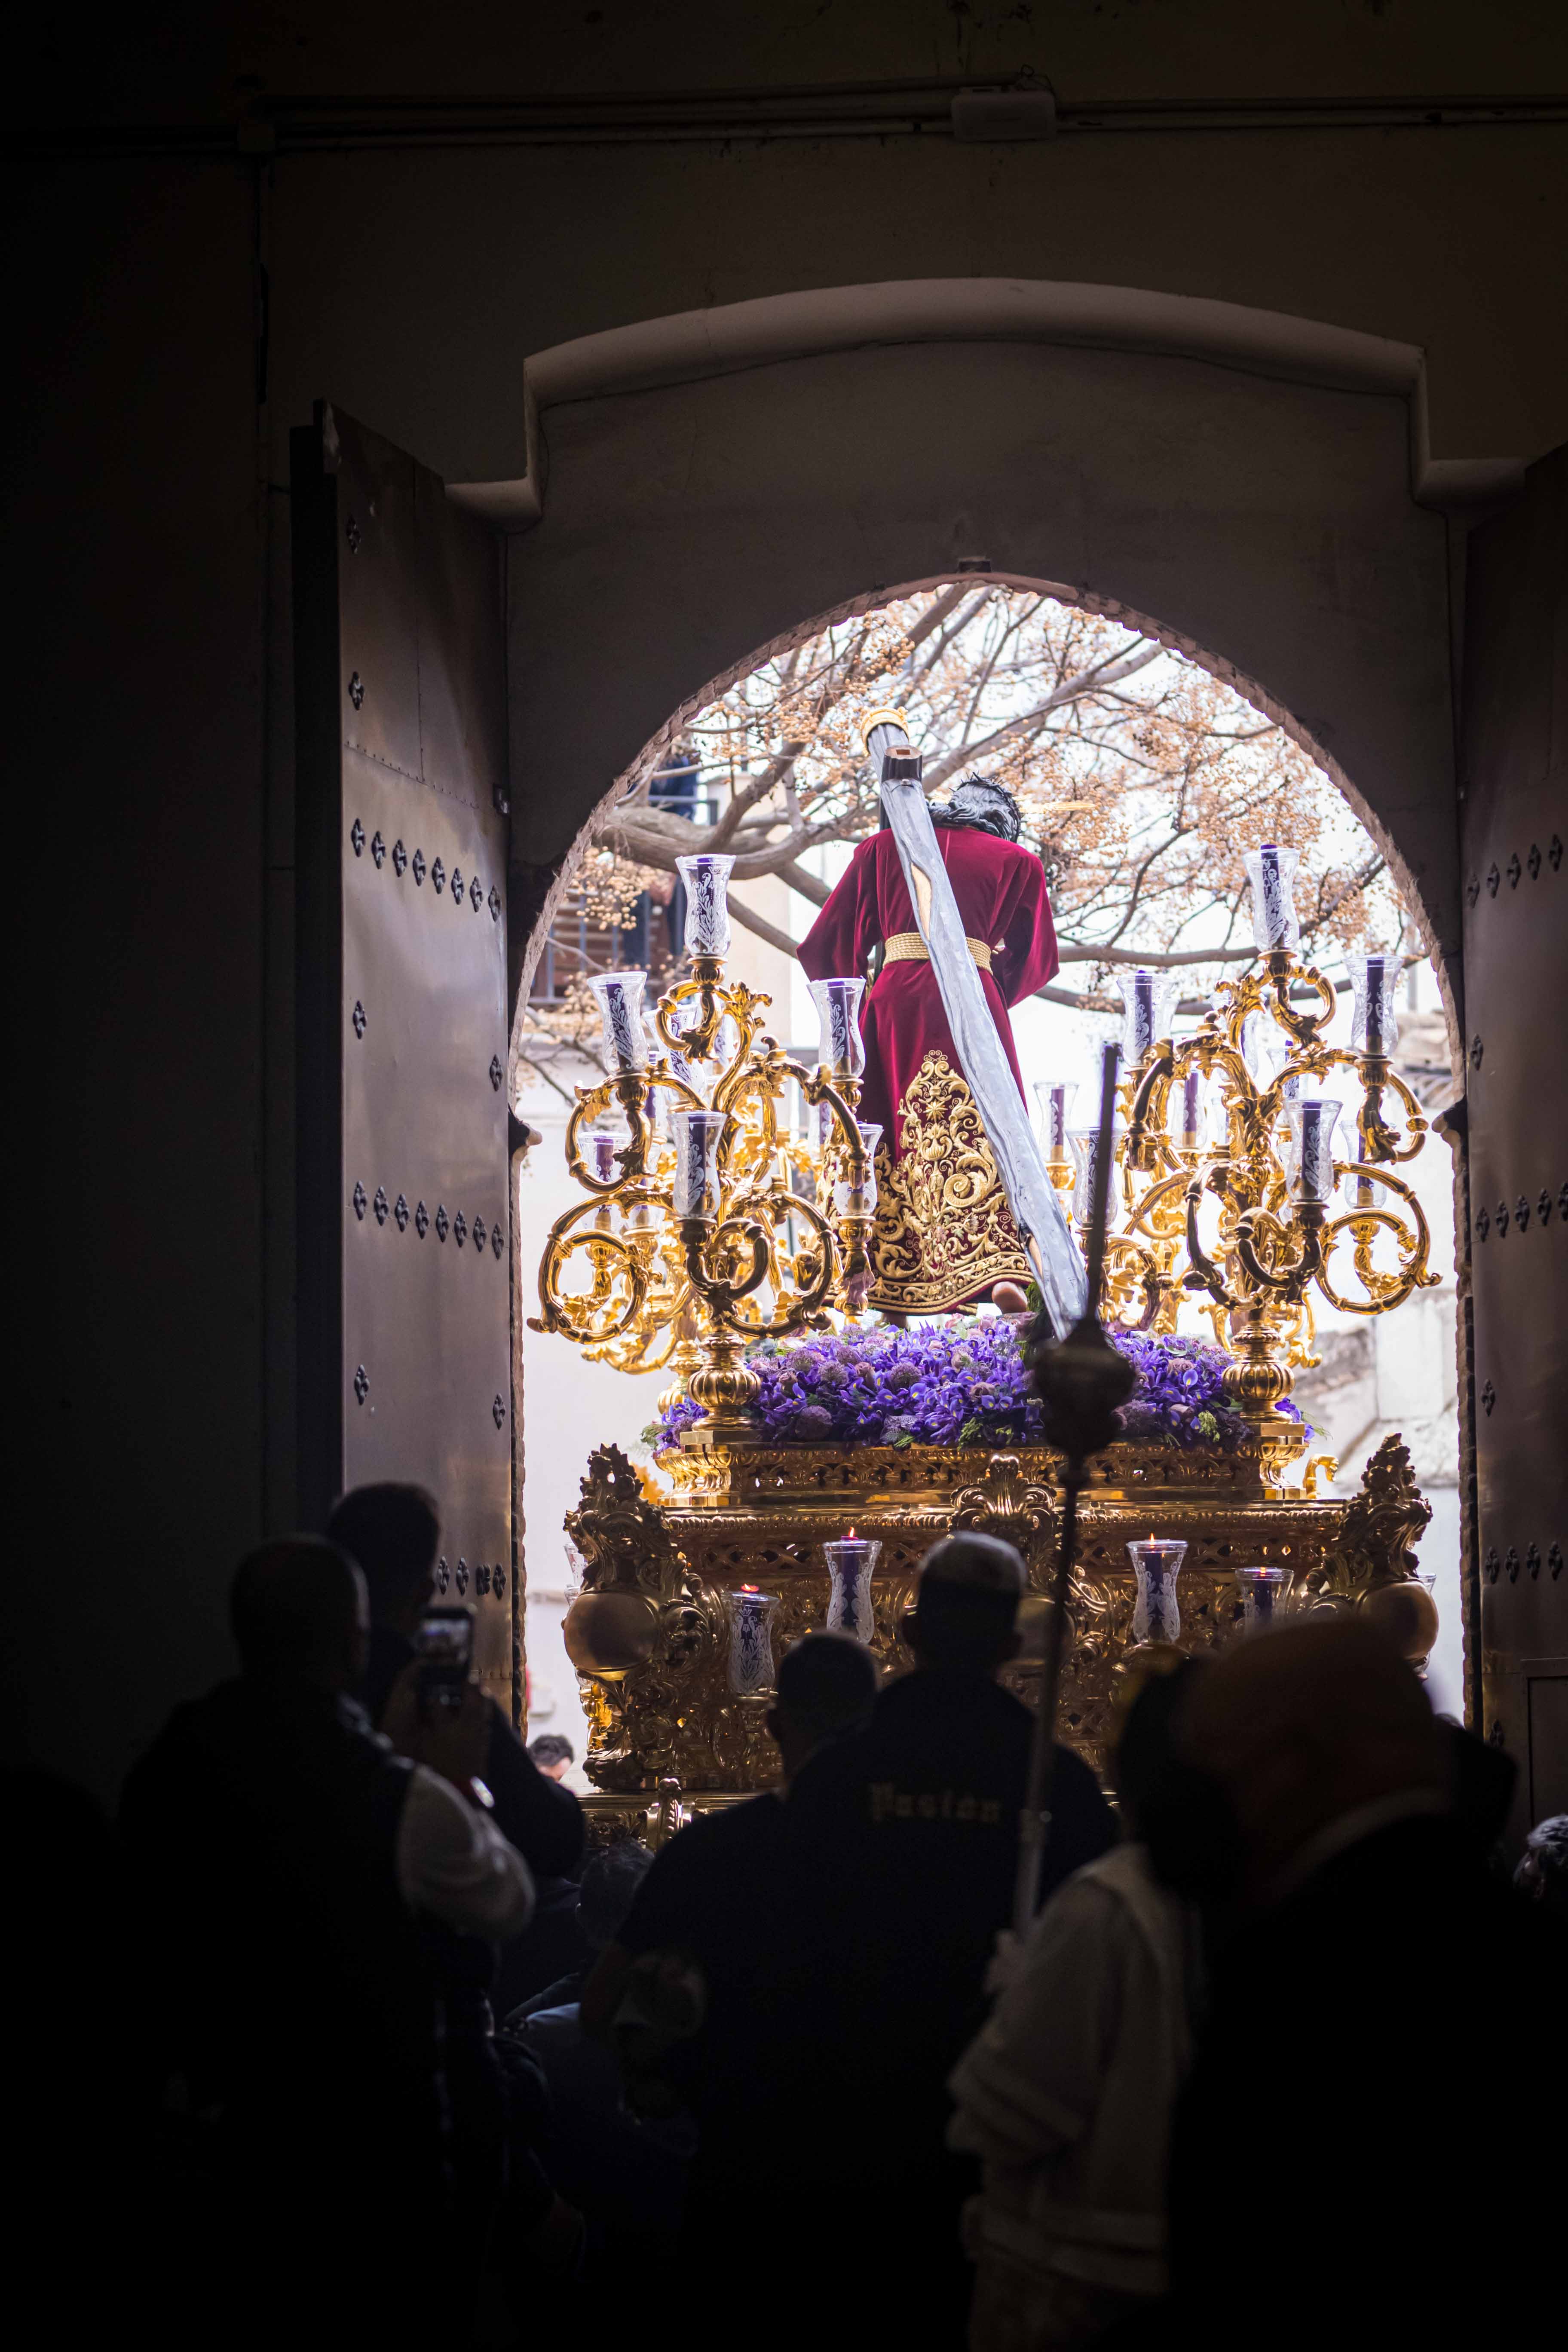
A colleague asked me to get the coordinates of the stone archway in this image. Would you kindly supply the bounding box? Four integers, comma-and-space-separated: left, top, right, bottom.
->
510, 568, 1463, 1099
499, 280, 1478, 1730
494, 280, 1470, 1089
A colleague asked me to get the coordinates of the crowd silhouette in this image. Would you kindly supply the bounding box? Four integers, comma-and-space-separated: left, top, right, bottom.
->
22, 1483, 1564, 2350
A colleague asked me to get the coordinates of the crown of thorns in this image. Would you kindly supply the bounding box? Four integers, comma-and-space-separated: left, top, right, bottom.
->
931, 774, 1023, 842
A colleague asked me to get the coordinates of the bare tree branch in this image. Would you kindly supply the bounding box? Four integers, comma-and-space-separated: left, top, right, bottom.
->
533, 587, 1403, 1059
901, 579, 973, 655
1056, 940, 1255, 968
922, 640, 1164, 787
726, 892, 805, 959
777, 858, 833, 909
707, 739, 806, 850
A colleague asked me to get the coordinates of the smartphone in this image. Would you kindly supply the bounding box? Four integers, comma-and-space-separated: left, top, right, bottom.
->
414, 1605, 475, 1706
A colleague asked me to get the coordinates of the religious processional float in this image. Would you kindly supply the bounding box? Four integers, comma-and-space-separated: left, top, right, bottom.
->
534, 711, 1441, 1841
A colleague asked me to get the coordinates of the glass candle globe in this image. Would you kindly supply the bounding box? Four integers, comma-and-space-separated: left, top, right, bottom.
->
1243, 843, 1301, 953
808, 976, 867, 1079
672, 1108, 727, 1218
1117, 968, 1179, 1067
1286, 1096, 1343, 1204
1351, 951, 1401, 1058
1036, 1079, 1078, 1160
724, 1587, 781, 1696
676, 852, 735, 958
1126, 1537, 1187, 1645
587, 971, 649, 1074
822, 1534, 881, 1644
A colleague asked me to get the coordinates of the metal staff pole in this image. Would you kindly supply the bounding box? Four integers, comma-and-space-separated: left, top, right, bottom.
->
1012, 1039, 1135, 1939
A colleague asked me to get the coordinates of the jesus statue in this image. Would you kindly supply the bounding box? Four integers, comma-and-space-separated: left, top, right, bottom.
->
798, 775, 1059, 1316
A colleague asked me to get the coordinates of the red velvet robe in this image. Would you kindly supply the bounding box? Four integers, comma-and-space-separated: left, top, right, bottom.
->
798, 826, 1059, 1156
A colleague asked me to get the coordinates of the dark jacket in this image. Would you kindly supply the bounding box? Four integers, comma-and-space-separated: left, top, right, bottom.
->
778, 1669, 1116, 2178
120, 1678, 435, 2164
1168, 1813, 1567, 2348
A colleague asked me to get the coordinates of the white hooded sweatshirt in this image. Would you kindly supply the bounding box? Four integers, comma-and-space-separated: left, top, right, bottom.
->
948, 1842, 1199, 2318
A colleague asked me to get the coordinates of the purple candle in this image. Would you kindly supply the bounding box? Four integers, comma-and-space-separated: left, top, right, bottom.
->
1288, 1096, 1342, 1204
1243, 843, 1301, 953
823, 1532, 881, 1645
1127, 1537, 1187, 1645
587, 1130, 619, 1184
1180, 1066, 1203, 1146
1235, 1564, 1292, 1630
1035, 1079, 1077, 1157
725, 1586, 781, 1696
1352, 952, 1400, 1057
808, 976, 867, 1079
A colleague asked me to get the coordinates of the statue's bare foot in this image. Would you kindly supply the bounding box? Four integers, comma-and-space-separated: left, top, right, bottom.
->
991, 1281, 1030, 1315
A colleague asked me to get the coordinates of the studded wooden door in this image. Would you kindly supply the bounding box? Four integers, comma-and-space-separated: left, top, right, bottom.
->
1460, 445, 1567, 1843
293, 404, 515, 1718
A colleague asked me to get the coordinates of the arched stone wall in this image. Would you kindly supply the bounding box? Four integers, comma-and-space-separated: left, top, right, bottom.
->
499, 288, 1462, 1078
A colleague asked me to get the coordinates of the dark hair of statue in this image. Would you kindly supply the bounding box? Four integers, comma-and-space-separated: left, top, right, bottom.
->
929, 775, 1025, 844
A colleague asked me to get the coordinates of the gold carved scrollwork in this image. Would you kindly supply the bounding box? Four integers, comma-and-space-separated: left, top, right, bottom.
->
567, 1439, 1438, 1810
563, 1445, 721, 1792
1298, 1433, 1438, 1664
950, 1451, 1058, 1573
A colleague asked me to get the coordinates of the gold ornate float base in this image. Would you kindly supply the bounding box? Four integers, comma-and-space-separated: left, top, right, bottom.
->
563, 1433, 1436, 1846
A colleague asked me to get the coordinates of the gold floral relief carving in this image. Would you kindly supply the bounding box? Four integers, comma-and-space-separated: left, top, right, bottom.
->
868, 1051, 1032, 1312
564, 1437, 1434, 1792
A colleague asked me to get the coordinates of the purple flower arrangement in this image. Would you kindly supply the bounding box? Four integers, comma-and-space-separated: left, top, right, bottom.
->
648, 1319, 1306, 1455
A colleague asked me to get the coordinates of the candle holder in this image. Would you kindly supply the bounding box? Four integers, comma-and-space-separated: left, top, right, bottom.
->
832, 1123, 881, 1219
1234, 1563, 1293, 1631
677, 852, 736, 959
1286, 1096, 1343, 1205
725, 1587, 781, 1696
1126, 1537, 1187, 1646
1243, 843, 1301, 954
822, 1534, 881, 1643
1117, 968, 1179, 1071
808, 975, 867, 1081
535, 929, 871, 1413
1035, 1080, 1078, 1192
1112, 842, 1438, 1487
587, 971, 650, 1073
672, 1108, 728, 1220
1350, 951, 1401, 1060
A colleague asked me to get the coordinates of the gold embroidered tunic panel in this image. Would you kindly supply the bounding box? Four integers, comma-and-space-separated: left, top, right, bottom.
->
869, 1050, 1032, 1313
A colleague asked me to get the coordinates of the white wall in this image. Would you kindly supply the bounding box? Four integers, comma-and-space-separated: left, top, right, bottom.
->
516, 891, 797, 1762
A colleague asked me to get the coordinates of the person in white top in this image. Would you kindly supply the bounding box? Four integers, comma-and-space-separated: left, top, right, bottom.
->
948, 1661, 1205, 2352
380, 1668, 534, 1939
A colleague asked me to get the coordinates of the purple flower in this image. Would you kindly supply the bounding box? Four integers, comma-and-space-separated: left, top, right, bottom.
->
647, 1314, 1306, 1455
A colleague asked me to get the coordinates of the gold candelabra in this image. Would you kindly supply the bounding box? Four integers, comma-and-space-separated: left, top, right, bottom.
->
530, 854, 876, 1436
1062, 850, 1437, 1488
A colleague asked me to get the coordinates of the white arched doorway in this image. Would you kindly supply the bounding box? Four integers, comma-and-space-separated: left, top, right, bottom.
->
511, 567, 1466, 1753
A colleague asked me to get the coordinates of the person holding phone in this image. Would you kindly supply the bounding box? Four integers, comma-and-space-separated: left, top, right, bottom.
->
327, 1483, 585, 1892
119, 1536, 536, 2340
